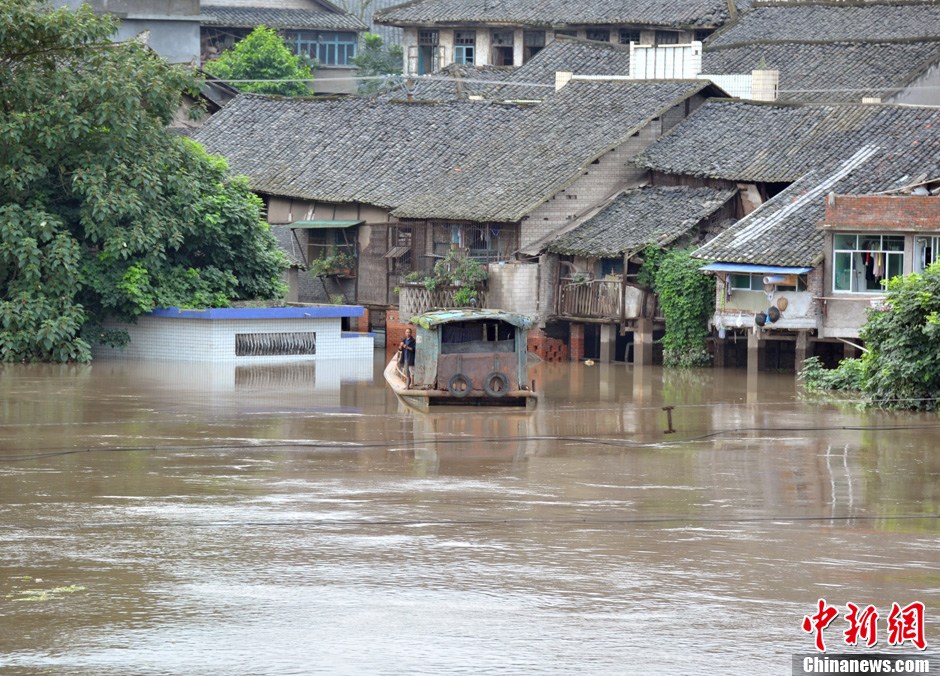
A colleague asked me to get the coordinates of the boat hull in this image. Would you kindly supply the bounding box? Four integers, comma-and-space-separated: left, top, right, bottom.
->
384, 358, 536, 413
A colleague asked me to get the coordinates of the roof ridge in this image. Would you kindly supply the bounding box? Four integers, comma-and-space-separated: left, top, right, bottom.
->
751, 0, 940, 7
707, 36, 940, 50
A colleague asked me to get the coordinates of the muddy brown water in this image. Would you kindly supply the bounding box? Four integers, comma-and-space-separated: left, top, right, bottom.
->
0, 356, 937, 674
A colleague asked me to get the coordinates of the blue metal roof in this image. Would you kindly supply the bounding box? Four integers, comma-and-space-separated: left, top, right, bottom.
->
700, 263, 813, 275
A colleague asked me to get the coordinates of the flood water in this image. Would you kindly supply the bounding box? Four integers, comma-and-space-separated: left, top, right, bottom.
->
1, 354, 938, 675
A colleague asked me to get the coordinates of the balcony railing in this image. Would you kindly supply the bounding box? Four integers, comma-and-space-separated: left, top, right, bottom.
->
554, 278, 656, 321
398, 283, 487, 317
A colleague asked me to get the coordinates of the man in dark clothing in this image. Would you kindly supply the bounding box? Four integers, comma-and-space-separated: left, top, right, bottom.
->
399, 327, 416, 389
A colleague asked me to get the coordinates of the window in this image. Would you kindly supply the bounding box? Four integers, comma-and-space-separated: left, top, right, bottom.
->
586, 29, 610, 42
694, 29, 712, 42
292, 31, 357, 65
432, 223, 512, 263
387, 225, 413, 274
492, 29, 514, 66
655, 30, 680, 45
833, 234, 904, 293
555, 29, 577, 38
619, 29, 640, 44
730, 273, 807, 292
914, 236, 940, 273
418, 30, 439, 46
523, 31, 545, 62
454, 31, 475, 65
307, 229, 354, 264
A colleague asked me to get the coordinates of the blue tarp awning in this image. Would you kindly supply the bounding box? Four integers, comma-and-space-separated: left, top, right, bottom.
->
700, 263, 813, 275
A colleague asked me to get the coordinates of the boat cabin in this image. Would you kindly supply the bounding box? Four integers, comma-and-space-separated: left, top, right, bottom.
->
397, 309, 536, 408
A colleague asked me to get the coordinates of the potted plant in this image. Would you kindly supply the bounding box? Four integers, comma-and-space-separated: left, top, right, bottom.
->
309, 250, 356, 277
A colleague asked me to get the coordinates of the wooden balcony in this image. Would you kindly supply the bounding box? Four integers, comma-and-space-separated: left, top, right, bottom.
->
398, 283, 487, 317
554, 278, 657, 322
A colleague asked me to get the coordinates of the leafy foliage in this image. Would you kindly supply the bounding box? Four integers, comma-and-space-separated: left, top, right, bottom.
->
0, 0, 287, 362
652, 248, 714, 368
351, 33, 403, 95
451, 287, 480, 307
857, 262, 940, 409
308, 250, 355, 277
798, 263, 940, 410
798, 356, 864, 392
203, 25, 313, 96
636, 244, 666, 291
408, 250, 488, 291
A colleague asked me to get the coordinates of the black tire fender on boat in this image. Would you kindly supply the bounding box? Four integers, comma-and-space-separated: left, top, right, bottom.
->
447, 373, 473, 398
483, 371, 510, 398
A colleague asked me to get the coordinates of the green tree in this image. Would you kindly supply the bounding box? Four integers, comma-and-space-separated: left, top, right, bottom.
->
650, 248, 714, 368
859, 262, 940, 409
204, 25, 313, 96
351, 32, 403, 95
799, 263, 940, 410
0, 0, 287, 362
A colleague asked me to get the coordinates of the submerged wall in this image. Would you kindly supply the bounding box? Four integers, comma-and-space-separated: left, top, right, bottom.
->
93, 306, 373, 363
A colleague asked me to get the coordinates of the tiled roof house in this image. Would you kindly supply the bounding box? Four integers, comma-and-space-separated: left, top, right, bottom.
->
636, 99, 940, 369
385, 36, 635, 102
201, 0, 368, 95
374, 0, 738, 74
193, 77, 725, 358
700, 0, 940, 105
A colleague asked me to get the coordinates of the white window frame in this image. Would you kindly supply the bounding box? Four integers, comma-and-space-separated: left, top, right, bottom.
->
832, 233, 904, 294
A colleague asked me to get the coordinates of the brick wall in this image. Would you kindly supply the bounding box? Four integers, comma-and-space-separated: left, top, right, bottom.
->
385, 308, 413, 360
823, 195, 940, 230
527, 327, 569, 362
569, 323, 584, 362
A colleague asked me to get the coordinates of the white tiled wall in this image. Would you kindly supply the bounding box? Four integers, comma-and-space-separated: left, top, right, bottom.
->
93, 316, 374, 363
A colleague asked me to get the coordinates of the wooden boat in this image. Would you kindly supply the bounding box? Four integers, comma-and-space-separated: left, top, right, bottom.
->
385, 309, 537, 412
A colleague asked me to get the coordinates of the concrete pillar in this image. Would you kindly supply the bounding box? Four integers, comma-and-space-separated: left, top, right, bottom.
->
633, 318, 654, 366
633, 362, 653, 403
569, 323, 584, 362
795, 331, 810, 372
599, 363, 613, 401
747, 330, 761, 376
600, 323, 616, 363
746, 367, 759, 405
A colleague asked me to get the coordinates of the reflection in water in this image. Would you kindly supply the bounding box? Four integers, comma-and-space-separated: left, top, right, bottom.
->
0, 356, 937, 674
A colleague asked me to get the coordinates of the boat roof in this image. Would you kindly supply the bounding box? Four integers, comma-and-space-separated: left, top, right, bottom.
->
410, 309, 534, 330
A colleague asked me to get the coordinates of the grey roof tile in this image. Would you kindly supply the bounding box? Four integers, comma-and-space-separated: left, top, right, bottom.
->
703, 41, 940, 103
707, 2, 940, 47
488, 36, 633, 101
699, 1, 940, 103
391, 79, 717, 222
546, 186, 736, 256
191, 94, 530, 208
201, 5, 367, 31
679, 104, 940, 265
381, 64, 517, 100
637, 100, 940, 183
375, 0, 738, 29
380, 37, 633, 102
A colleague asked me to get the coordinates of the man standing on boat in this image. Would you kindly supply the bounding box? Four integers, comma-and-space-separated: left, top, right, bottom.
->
400, 327, 416, 389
